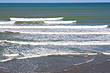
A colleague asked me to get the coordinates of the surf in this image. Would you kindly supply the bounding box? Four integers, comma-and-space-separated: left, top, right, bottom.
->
1, 40, 110, 45
1, 31, 110, 35
10, 17, 64, 21
14, 31, 110, 35
43, 20, 76, 24
1, 52, 110, 62
0, 25, 107, 29
14, 20, 76, 24
0, 21, 15, 24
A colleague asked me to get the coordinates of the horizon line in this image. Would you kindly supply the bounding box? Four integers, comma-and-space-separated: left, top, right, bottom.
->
0, 2, 110, 3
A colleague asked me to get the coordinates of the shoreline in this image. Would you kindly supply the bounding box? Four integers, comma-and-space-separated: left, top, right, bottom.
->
58, 59, 110, 73
55, 55, 110, 73
0, 55, 110, 73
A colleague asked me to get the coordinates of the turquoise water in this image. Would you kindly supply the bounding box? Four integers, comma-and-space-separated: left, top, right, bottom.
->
0, 3, 110, 72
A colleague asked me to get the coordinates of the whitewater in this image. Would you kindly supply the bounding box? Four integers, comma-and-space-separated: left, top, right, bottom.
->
0, 21, 15, 24
1, 40, 110, 45
0, 3, 110, 73
0, 17, 110, 63
0, 25, 107, 29
10, 17, 64, 21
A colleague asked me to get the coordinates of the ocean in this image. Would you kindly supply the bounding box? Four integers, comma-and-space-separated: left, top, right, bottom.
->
0, 3, 110, 72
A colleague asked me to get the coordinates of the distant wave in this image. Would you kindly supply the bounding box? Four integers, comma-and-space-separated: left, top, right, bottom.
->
14, 20, 76, 24
10, 17, 77, 24
0, 25, 107, 29
10, 17, 64, 21
15, 21, 45, 24
1, 31, 110, 35
44, 20, 76, 24
0, 40, 110, 45
0, 21, 15, 24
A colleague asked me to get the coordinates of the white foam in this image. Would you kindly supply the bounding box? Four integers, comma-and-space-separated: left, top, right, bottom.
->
102, 53, 110, 55
1, 31, 110, 35
0, 21, 15, 24
17, 31, 110, 35
44, 20, 76, 24
14, 52, 110, 62
1, 40, 110, 45
10, 17, 64, 21
1, 52, 110, 62
0, 53, 97, 62
74, 58, 95, 66
49, 53, 98, 55
0, 25, 107, 29
3, 54, 19, 57
17, 53, 110, 60
0, 58, 13, 62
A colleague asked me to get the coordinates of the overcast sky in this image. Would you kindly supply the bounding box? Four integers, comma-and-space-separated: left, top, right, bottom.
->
0, 0, 110, 3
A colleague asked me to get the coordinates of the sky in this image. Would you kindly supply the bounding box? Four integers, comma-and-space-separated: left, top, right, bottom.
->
0, 0, 110, 3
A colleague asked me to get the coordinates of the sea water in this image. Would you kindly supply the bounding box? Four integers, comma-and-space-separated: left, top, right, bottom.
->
0, 3, 110, 72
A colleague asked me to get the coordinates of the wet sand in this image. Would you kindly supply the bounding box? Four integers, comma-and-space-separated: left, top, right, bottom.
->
0, 55, 110, 73
56, 55, 110, 73
58, 59, 110, 73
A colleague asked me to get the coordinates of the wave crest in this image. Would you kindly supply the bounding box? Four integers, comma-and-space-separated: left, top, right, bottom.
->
0, 21, 15, 24
0, 25, 107, 29
10, 17, 64, 21
15, 21, 45, 24
1, 52, 110, 62
1, 31, 110, 35
1, 40, 110, 45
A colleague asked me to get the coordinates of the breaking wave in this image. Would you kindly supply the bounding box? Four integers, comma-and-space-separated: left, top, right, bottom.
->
1, 52, 110, 62
10, 17, 64, 21
15, 21, 45, 24
0, 21, 15, 24
1, 31, 110, 35
1, 40, 110, 45
15, 20, 76, 24
17, 32, 110, 35
0, 25, 107, 29
43, 20, 76, 24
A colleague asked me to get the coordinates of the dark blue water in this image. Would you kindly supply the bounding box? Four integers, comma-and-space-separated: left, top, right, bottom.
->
0, 3, 110, 24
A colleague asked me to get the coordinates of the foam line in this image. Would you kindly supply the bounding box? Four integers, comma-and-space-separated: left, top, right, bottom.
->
1, 52, 110, 62
10, 17, 64, 21
74, 58, 95, 66
3, 54, 19, 57
0, 21, 15, 24
18, 32, 110, 35
1, 31, 110, 35
17, 53, 97, 60
0, 58, 14, 62
16, 52, 110, 61
0, 25, 107, 29
2, 31, 110, 35
44, 20, 76, 24
0, 40, 110, 45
